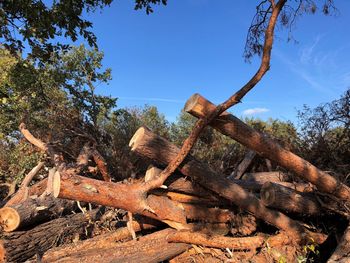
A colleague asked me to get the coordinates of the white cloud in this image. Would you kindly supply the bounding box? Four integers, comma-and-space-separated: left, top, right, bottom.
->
243, 108, 269, 116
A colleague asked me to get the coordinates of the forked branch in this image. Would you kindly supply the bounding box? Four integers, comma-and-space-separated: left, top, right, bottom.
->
144, 0, 287, 191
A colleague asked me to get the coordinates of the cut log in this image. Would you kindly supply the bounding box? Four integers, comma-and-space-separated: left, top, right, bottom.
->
260, 182, 322, 215
41, 228, 190, 263
129, 127, 326, 242
327, 224, 350, 262
167, 230, 291, 250
0, 195, 75, 232
242, 171, 289, 184
229, 150, 256, 179
53, 172, 187, 227
4, 178, 48, 207
38, 218, 159, 262
184, 94, 350, 200
0, 209, 102, 263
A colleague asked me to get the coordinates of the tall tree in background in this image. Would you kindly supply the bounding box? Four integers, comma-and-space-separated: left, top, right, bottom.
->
0, 0, 167, 62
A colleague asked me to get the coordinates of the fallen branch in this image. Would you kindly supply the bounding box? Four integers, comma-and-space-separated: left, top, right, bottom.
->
141, 0, 288, 193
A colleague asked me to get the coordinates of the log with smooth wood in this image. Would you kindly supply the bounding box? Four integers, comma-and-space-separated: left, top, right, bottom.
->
129, 127, 326, 242
184, 93, 350, 201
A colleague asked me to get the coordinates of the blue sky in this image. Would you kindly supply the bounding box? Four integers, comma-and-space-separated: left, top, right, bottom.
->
84, 0, 350, 123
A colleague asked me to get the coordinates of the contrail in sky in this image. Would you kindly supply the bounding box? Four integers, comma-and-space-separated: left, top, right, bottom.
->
119, 97, 185, 103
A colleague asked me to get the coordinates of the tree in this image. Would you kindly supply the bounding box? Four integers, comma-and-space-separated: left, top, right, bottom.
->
297, 88, 350, 175
0, 0, 167, 62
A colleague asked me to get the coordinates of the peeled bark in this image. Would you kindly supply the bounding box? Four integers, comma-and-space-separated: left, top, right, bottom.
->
0, 195, 75, 232
42, 228, 189, 263
0, 209, 102, 263
184, 94, 350, 201
129, 127, 326, 242
53, 171, 187, 227
260, 182, 322, 215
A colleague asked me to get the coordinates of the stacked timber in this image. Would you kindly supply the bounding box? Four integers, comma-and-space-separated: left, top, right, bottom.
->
0, 94, 349, 262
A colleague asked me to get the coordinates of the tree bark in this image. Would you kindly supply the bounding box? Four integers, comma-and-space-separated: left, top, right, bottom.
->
167, 230, 291, 250
38, 218, 159, 263
260, 182, 322, 215
41, 228, 190, 263
184, 93, 350, 201
241, 171, 289, 184
129, 127, 326, 243
4, 178, 48, 207
53, 171, 187, 228
0, 195, 75, 232
229, 150, 256, 179
327, 225, 350, 262
0, 209, 102, 263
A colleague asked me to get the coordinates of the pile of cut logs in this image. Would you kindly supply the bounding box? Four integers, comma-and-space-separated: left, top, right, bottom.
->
0, 94, 349, 262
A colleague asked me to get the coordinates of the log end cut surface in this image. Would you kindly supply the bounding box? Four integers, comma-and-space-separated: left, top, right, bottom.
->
129, 127, 146, 150
52, 171, 61, 198
0, 207, 20, 232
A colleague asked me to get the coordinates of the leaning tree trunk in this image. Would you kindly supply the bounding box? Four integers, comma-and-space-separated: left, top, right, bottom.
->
184, 93, 350, 201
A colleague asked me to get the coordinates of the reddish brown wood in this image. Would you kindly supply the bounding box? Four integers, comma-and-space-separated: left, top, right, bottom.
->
129, 127, 326, 242
41, 229, 190, 263
0, 209, 102, 263
92, 148, 111, 182
167, 230, 290, 250
184, 94, 350, 200
5, 178, 48, 207
260, 182, 322, 215
0, 195, 75, 232
53, 172, 187, 227
39, 219, 158, 262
